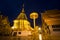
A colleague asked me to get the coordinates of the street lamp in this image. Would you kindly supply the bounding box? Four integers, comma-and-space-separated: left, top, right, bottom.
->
30, 12, 38, 28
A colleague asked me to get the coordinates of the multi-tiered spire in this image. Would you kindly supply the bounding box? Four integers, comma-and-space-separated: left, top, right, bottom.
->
17, 4, 27, 20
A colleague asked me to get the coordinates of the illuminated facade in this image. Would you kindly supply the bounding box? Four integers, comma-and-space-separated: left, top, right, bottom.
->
41, 10, 60, 40
12, 5, 33, 31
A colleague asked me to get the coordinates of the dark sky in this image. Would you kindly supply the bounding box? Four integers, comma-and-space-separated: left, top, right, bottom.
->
0, 0, 60, 27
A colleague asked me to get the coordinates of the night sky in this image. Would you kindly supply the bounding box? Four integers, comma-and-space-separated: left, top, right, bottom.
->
0, 0, 60, 27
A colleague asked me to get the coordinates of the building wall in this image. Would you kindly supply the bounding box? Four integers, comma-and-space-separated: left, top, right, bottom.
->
41, 10, 60, 40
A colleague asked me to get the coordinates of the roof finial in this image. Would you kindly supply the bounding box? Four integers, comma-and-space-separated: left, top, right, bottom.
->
22, 4, 24, 12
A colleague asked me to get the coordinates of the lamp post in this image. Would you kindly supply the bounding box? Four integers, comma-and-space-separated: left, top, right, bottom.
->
30, 12, 38, 28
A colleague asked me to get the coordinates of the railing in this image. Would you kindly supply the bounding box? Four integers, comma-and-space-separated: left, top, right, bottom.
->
42, 35, 60, 40
1, 35, 60, 40
0, 36, 33, 40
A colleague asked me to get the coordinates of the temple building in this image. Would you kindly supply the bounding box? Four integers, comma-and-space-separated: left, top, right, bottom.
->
41, 10, 60, 40
0, 14, 11, 35
11, 5, 34, 36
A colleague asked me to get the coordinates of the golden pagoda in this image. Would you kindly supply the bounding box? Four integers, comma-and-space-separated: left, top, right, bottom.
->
12, 4, 33, 31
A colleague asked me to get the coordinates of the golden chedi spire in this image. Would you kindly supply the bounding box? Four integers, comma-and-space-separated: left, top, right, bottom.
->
17, 4, 27, 20
22, 4, 24, 12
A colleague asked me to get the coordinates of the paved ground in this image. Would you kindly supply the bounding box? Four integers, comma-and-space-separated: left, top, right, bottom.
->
0, 36, 60, 40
